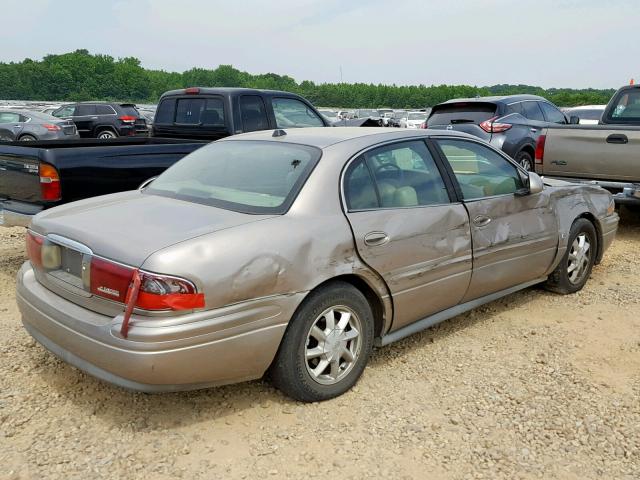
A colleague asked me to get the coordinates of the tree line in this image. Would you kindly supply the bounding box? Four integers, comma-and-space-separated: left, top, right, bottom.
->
0, 50, 616, 108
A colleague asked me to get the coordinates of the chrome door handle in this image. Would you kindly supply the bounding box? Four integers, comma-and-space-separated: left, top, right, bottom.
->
364, 231, 390, 246
473, 215, 492, 227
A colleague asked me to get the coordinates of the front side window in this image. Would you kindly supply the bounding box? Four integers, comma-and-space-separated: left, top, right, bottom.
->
436, 139, 523, 200
272, 98, 324, 128
521, 101, 545, 121
240, 95, 269, 132
53, 105, 76, 118
539, 102, 566, 124
147, 140, 320, 214
344, 140, 450, 210
75, 104, 97, 116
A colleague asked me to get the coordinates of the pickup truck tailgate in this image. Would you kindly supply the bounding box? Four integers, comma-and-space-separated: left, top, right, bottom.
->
543, 127, 640, 182
0, 149, 42, 203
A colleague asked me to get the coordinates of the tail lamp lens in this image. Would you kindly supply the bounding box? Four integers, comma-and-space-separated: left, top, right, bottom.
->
90, 258, 203, 311
39, 163, 61, 201
535, 134, 546, 165
26, 231, 44, 268
43, 124, 62, 131
479, 116, 512, 133
119, 115, 137, 123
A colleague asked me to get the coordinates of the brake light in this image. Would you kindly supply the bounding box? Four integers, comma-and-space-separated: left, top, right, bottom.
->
90, 258, 204, 311
535, 134, 546, 165
118, 115, 136, 124
184, 87, 200, 95
479, 116, 512, 133
39, 163, 61, 201
26, 231, 44, 268
420, 121, 428, 129
43, 124, 61, 131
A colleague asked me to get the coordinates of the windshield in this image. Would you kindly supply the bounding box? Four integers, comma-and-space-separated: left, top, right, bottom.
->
408, 112, 428, 120
359, 109, 378, 117
146, 140, 321, 214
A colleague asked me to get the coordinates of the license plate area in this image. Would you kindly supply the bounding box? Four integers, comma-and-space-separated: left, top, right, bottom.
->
45, 244, 91, 293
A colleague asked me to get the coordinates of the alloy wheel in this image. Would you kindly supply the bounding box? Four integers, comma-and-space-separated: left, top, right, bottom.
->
567, 232, 592, 284
305, 306, 362, 385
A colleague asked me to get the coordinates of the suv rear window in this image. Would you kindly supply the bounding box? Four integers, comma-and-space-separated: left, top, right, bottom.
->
147, 140, 320, 214
427, 103, 497, 126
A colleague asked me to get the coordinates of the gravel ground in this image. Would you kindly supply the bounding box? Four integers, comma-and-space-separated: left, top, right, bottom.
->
1, 209, 639, 480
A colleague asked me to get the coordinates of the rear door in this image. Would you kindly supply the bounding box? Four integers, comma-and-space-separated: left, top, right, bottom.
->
427, 102, 498, 141
343, 139, 472, 332
434, 137, 558, 301
72, 104, 98, 136
0, 112, 22, 141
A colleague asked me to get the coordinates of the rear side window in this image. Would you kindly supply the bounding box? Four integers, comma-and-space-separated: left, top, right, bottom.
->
539, 102, 566, 124
175, 98, 225, 126
427, 103, 497, 127
155, 99, 175, 124
272, 98, 324, 128
96, 105, 116, 115
76, 105, 97, 116
240, 95, 269, 132
521, 101, 545, 121
608, 89, 640, 122
505, 102, 524, 115
344, 158, 378, 210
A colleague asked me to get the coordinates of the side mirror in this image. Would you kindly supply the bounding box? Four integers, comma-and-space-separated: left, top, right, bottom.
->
138, 176, 157, 190
569, 115, 580, 124
528, 172, 544, 195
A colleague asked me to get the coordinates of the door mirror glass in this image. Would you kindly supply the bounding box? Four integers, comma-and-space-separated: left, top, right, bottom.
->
528, 172, 544, 195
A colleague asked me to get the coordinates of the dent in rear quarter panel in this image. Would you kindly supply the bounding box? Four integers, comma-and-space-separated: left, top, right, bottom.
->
546, 183, 612, 270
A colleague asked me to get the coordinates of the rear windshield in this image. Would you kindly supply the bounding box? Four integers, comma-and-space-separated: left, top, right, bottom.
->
427, 102, 497, 126
146, 140, 321, 214
119, 105, 140, 117
606, 89, 640, 123
155, 96, 225, 127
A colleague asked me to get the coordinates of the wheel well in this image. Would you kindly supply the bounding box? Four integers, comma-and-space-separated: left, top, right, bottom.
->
519, 145, 534, 158
576, 212, 603, 263
95, 126, 116, 134
312, 275, 386, 338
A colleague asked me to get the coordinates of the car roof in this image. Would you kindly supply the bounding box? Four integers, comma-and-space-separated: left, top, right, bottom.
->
0, 109, 60, 121
439, 94, 546, 105
159, 87, 305, 98
221, 127, 476, 149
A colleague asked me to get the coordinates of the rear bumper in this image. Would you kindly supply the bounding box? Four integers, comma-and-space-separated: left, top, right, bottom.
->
17, 262, 303, 392
0, 200, 43, 227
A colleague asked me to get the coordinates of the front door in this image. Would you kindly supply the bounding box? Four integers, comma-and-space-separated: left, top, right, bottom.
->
343, 139, 472, 332
434, 137, 558, 301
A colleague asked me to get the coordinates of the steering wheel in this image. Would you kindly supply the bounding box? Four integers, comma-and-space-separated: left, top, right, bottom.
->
375, 163, 404, 181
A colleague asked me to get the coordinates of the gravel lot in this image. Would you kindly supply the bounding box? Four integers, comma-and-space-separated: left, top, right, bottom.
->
1, 210, 639, 480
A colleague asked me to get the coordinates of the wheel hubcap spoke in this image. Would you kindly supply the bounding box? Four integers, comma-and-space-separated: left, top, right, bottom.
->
567, 232, 591, 284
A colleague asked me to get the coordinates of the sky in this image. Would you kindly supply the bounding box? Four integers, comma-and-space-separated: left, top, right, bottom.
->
1, 0, 638, 89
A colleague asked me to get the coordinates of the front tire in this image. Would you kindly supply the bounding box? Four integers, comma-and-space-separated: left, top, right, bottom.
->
270, 281, 374, 402
545, 218, 597, 294
515, 150, 534, 171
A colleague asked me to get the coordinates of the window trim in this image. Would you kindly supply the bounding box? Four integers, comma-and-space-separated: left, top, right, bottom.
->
429, 136, 531, 203
340, 137, 457, 213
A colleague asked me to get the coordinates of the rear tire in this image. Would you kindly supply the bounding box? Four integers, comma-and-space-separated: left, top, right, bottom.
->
545, 218, 597, 294
96, 129, 117, 139
515, 150, 534, 171
19, 134, 37, 142
270, 281, 374, 402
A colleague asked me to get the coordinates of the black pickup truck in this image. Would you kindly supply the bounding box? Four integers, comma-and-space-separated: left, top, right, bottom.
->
0, 88, 329, 227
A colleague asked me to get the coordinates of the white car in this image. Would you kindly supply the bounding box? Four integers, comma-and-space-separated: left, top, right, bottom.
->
404, 111, 429, 129
563, 105, 606, 125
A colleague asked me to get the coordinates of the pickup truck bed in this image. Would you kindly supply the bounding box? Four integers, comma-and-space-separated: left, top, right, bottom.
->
535, 124, 640, 205
0, 137, 207, 227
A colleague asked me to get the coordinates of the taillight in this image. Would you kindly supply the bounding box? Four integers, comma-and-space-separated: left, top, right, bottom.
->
184, 87, 200, 94
535, 135, 546, 165
39, 163, 61, 201
90, 258, 204, 311
119, 115, 137, 124
479, 116, 512, 133
42, 124, 61, 131
26, 231, 44, 268
420, 121, 428, 129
